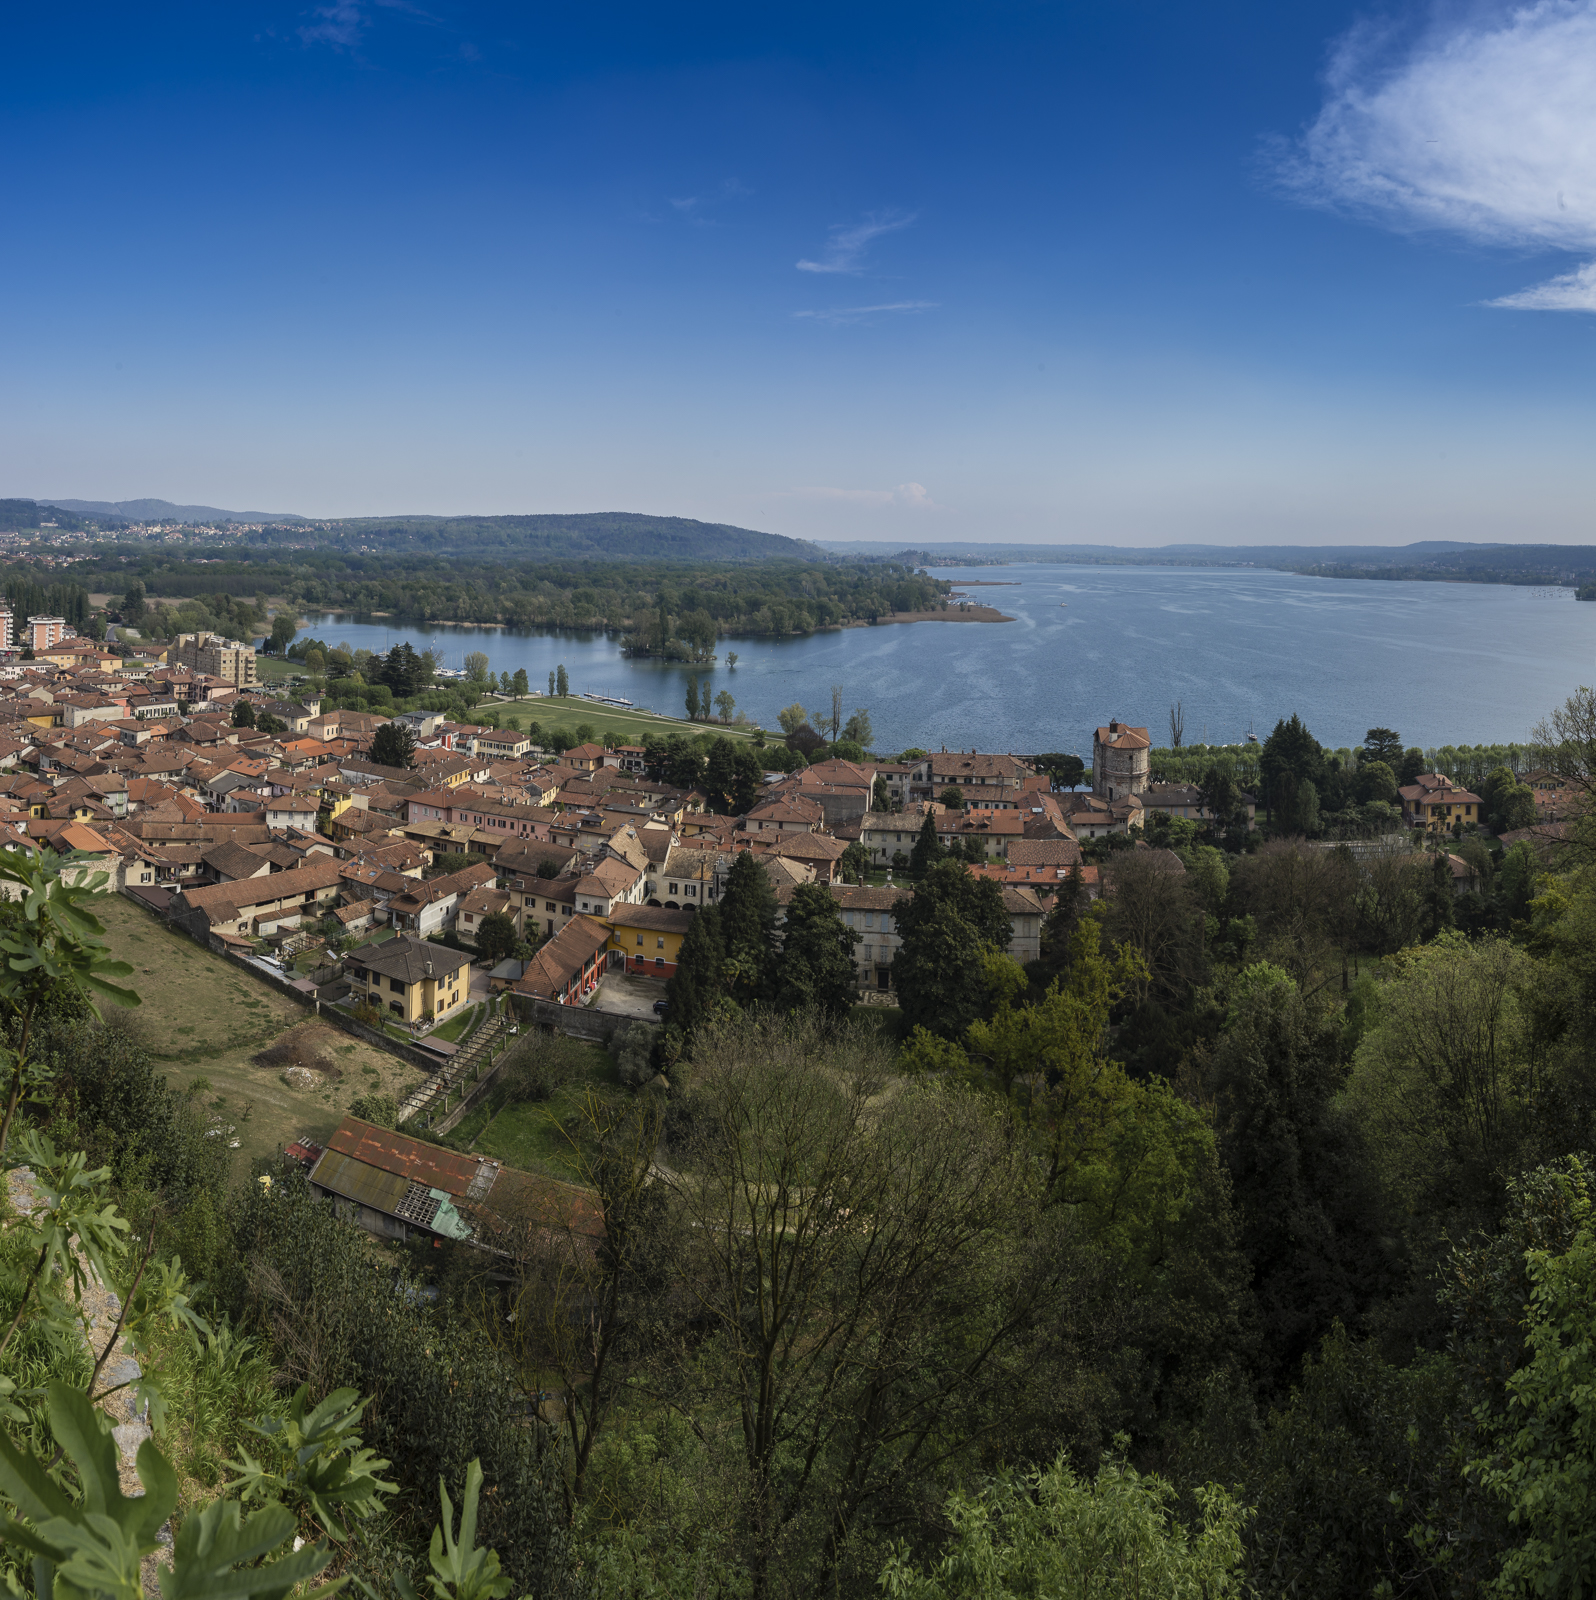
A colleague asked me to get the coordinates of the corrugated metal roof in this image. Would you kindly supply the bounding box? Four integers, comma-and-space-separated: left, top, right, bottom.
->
326, 1117, 499, 1199
309, 1149, 412, 1214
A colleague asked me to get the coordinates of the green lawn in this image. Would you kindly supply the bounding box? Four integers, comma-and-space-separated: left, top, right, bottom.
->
446, 1041, 617, 1182
431, 1003, 482, 1044
492, 693, 766, 745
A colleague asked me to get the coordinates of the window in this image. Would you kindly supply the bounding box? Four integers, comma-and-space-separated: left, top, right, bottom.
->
656, 937, 665, 949
655, 956, 664, 967
636, 933, 644, 946
389, 977, 404, 994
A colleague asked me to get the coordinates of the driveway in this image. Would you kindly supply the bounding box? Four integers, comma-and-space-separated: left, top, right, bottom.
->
597, 968, 668, 1021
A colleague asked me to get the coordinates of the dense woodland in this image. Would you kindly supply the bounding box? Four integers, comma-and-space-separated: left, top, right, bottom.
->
26, 546, 947, 643
5, 691, 1596, 1596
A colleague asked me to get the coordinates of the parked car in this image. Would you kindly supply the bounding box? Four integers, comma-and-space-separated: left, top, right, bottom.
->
653, 998, 669, 1016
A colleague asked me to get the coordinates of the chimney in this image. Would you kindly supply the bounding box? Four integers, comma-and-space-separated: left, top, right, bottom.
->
424, 959, 433, 978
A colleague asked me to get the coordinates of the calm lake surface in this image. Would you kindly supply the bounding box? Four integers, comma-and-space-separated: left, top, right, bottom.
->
306, 564, 1596, 756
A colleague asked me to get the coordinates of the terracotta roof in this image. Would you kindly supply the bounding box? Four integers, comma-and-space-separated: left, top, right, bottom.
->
1093, 722, 1151, 750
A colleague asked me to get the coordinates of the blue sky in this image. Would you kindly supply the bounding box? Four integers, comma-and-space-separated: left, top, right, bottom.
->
6, 1, 1596, 546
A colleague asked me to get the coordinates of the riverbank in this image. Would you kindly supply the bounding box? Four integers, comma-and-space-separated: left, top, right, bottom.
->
843, 604, 1014, 626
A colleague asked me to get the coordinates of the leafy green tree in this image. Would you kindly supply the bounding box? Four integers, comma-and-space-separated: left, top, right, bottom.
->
877, 1449, 1249, 1600
1033, 752, 1087, 789
872, 774, 894, 813
714, 689, 735, 723
718, 851, 777, 1000
776, 702, 810, 736
665, 904, 726, 1037
512, 667, 529, 696
475, 911, 519, 965
1479, 763, 1536, 833
1399, 745, 1428, 785
839, 840, 870, 885
231, 698, 256, 729
939, 785, 966, 811
1347, 931, 1530, 1244
556, 663, 569, 696
371, 720, 418, 770
893, 859, 1011, 1038
120, 578, 146, 624
268, 610, 298, 653
773, 883, 859, 1017
684, 678, 700, 721
842, 708, 873, 748
464, 650, 490, 682
1353, 758, 1398, 805
1473, 1222, 1596, 1598
548, 670, 556, 697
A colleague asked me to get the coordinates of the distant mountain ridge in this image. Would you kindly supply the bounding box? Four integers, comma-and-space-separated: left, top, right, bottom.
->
42, 497, 312, 524
816, 538, 1596, 586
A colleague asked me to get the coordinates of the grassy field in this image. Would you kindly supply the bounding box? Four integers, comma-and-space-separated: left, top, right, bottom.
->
446, 1040, 617, 1183
492, 693, 766, 745
95, 895, 429, 1168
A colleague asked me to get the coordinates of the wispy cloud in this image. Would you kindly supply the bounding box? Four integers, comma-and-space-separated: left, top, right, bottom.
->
300, 0, 366, 47
669, 179, 753, 218
1278, 0, 1596, 311
792, 300, 937, 326
299, 0, 437, 51
796, 209, 916, 273
780, 483, 944, 510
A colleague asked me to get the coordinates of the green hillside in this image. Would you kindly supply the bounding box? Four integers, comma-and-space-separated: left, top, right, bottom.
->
268, 511, 821, 561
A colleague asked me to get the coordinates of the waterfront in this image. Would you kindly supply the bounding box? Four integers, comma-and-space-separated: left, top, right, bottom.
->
304, 563, 1596, 755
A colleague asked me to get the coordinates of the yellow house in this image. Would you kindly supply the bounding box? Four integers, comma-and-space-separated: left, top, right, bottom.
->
345, 936, 473, 1024
606, 904, 694, 978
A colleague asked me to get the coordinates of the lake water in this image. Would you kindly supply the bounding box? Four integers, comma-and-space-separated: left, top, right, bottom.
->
302, 563, 1596, 757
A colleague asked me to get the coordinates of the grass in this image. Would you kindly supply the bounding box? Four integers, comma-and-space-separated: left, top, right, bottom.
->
431, 1003, 482, 1044
95, 895, 429, 1168
491, 693, 767, 745
446, 1040, 617, 1183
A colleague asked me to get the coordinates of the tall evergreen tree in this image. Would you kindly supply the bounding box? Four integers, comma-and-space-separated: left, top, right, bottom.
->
666, 905, 725, 1037
685, 678, 700, 721
908, 812, 944, 879
892, 859, 1011, 1038
772, 884, 859, 1019
718, 851, 778, 1000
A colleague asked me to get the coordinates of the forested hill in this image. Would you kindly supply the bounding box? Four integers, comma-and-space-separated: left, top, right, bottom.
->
283, 511, 822, 562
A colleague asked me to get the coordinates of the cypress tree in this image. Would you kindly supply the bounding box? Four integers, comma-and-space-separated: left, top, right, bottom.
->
666, 904, 725, 1036
719, 850, 778, 1000
908, 812, 944, 880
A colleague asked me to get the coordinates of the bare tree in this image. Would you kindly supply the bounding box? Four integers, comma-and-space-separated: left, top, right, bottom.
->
830, 684, 843, 742
468, 1091, 666, 1520
658, 1013, 1056, 1600
1169, 699, 1185, 748
1530, 686, 1596, 862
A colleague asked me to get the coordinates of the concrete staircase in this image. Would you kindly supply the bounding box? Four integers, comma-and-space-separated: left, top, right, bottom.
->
399, 1006, 510, 1128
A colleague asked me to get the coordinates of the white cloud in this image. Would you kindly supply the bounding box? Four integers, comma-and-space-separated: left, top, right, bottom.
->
300, 1, 366, 46
1283, 0, 1596, 309
781, 483, 943, 510
792, 300, 937, 326
796, 210, 916, 273
1490, 257, 1596, 308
